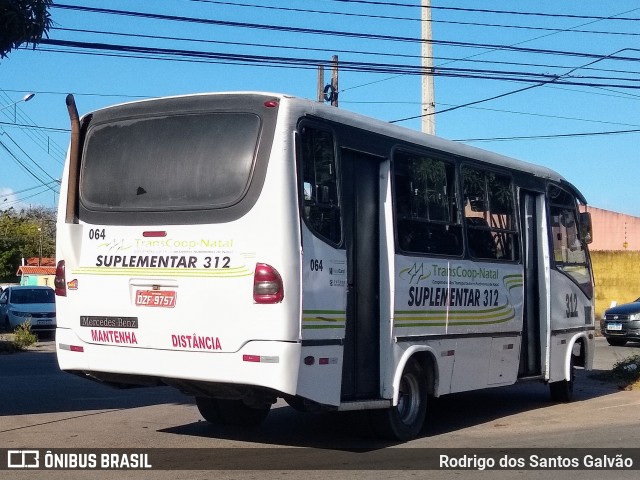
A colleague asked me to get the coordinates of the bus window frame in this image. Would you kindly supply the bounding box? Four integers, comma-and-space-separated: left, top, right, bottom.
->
460, 163, 520, 263
296, 121, 343, 249
547, 183, 594, 299
74, 94, 279, 226
391, 147, 464, 258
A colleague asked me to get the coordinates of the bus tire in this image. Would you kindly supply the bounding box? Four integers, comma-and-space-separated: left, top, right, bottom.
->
285, 395, 320, 413
196, 397, 271, 426
369, 359, 427, 441
195, 396, 224, 424
550, 357, 575, 403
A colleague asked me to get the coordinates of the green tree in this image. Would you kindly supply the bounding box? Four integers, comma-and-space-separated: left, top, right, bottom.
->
0, 0, 53, 58
0, 206, 56, 282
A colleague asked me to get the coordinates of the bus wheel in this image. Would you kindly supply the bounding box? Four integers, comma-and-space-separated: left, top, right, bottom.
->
196, 397, 270, 426
369, 359, 427, 441
195, 397, 223, 424
550, 357, 575, 403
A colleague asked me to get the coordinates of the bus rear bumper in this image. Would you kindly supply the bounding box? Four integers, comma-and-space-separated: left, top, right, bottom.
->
55, 327, 301, 397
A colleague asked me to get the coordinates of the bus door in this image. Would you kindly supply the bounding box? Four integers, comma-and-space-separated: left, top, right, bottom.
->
340, 149, 383, 400
519, 191, 544, 377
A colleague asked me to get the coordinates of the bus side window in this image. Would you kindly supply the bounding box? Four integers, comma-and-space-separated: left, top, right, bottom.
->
462, 168, 518, 261
393, 151, 462, 256
548, 185, 592, 296
299, 127, 342, 245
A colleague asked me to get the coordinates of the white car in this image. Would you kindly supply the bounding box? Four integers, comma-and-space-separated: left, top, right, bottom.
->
0, 286, 56, 336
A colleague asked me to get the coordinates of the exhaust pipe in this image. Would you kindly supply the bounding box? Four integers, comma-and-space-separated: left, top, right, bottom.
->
65, 94, 80, 223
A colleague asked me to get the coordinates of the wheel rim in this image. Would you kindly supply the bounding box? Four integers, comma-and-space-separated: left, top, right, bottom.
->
397, 372, 421, 426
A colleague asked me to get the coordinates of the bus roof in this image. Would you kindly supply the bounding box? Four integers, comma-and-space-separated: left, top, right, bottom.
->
84, 91, 587, 204
278, 94, 587, 204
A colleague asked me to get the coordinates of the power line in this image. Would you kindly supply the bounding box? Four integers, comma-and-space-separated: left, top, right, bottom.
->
389, 15, 640, 125
7, 2, 640, 151
340, 0, 638, 122
439, 103, 640, 128
454, 128, 640, 143
391, 81, 548, 123
0, 137, 58, 192
181, 0, 640, 36
0, 121, 70, 133
0, 88, 148, 100
37, 38, 640, 90
0, 131, 60, 187
3, 181, 60, 197
326, 0, 640, 21
418, 41, 639, 128
51, 26, 640, 78
0, 90, 66, 163
1, 185, 59, 209
50, 4, 640, 63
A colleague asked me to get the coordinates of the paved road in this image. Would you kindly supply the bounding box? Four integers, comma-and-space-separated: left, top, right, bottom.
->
1, 337, 639, 479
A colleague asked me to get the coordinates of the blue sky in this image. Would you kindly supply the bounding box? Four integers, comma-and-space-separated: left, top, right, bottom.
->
1, 0, 639, 215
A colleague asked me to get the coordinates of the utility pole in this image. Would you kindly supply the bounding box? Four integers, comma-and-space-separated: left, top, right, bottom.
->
331, 55, 339, 107
319, 56, 339, 107
421, 0, 435, 134
317, 65, 325, 102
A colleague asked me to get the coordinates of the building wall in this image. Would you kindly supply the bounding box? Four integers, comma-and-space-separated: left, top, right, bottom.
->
584, 206, 640, 251
20, 275, 55, 287
591, 251, 640, 318
580, 207, 640, 318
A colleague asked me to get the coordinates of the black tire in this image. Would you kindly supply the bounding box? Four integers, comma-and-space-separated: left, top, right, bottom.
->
606, 338, 627, 347
3, 316, 11, 333
369, 359, 427, 441
196, 397, 270, 426
550, 357, 575, 403
285, 395, 320, 413
195, 397, 224, 424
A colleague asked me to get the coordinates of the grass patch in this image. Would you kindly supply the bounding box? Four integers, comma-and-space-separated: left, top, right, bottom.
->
611, 355, 640, 390
592, 354, 640, 390
0, 333, 21, 353
0, 321, 38, 353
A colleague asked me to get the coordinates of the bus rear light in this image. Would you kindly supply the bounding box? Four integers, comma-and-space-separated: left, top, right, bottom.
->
54, 260, 67, 297
243, 354, 279, 363
58, 343, 84, 353
143, 231, 167, 237
264, 100, 279, 108
253, 263, 284, 304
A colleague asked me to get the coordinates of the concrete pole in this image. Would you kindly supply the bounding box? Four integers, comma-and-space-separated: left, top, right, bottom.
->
317, 66, 325, 102
421, 0, 436, 134
331, 55, 339, 107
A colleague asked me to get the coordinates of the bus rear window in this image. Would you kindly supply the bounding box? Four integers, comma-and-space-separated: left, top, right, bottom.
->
80, 112, 261, 211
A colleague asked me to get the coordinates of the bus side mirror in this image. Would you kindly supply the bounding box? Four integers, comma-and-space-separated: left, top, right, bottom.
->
579, 212, 593, 244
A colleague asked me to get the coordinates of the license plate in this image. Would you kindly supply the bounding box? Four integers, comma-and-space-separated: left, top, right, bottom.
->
607, 323, 623, 331
136, 290, 176, 308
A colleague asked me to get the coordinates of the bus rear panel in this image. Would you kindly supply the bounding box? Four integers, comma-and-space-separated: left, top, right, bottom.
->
56, 93, 302, 405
